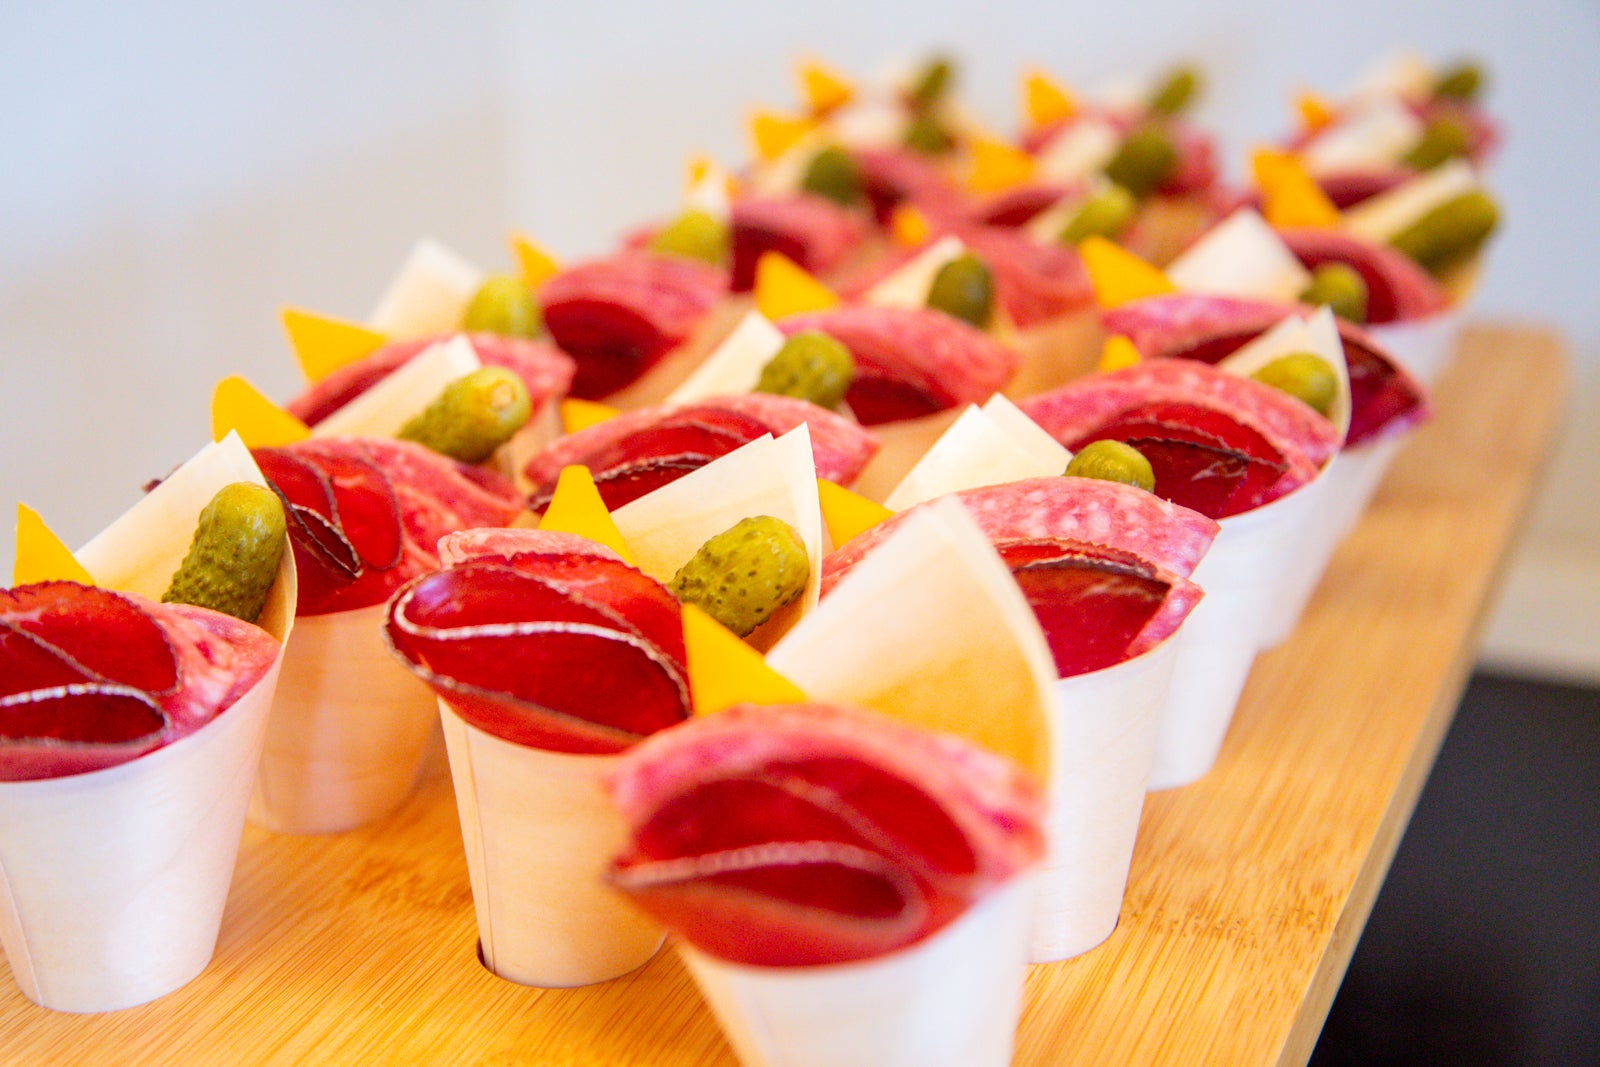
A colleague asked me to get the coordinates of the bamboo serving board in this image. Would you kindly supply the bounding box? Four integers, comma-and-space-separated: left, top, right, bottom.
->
0, 323, 1567, 1066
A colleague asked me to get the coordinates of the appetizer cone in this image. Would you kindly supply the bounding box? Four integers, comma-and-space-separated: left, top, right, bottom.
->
1, 434, 295, 1012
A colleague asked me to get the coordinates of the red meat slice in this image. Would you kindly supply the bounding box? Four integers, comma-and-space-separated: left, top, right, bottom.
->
1280, 227, 1449, 325
729, 195, 869, 293
605, 702, 1045, 966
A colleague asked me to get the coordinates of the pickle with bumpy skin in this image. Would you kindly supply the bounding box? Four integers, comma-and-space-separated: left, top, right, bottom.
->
755, 331, 855, 409
926, 252, 995, 329
800, 146, 863, 208
397, 366, 532, 464
903, 113, 955, 156
1400, 115, 1472, 172
650, 209, 729, 266
1104, 125, 1178, 199
1388, 190, 1499, 275
669, 516, 810, 637
1432, 62, 1484, 103
1057, 184, 1137, 245
1299, 263, 1369, 324
1065, 440, 1156, 493
162, 482, 287, 624
1147, 65, 1202, 117
906, 55, 954, 110
1251, 351, 1339, 416
462, 274, 541, 338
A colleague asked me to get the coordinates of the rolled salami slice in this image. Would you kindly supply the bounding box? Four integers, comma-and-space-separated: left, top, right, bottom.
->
779, 306, 1020, 426
1, 582, 279, 780
254, 437, 522, 616
384, 553, 689, 755
285, 333, 575, 428
730, 194, 870, 293
523, 394, 879, 510
541, 249, 730, 399
605, 701, 1044, 966
851, 145, 969, 226
821, 477, 1215, 677
1279, 227, 1449, 324
1099, 293, 1427, 447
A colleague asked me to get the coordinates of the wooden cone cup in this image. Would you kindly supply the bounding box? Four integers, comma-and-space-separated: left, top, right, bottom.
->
848, 409, 964, 504
438, 705, 664, 988
1147, 471, 1333, 789
680, 874, 1037, 1067
1002, 310, 1104, 401
1032, 636, 1180, 962
249, 603, 438, 834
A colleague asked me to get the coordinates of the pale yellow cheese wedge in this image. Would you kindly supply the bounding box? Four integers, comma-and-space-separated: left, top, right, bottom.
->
1098, 334, 1143, 372
13, 503, 95, 587
1023, 68, 1078, 131
1252, 149, 1342, 231
964, 132, 1037, 195
536, 465, 634, 564
281, 308, 388, 384
683, 603, 809, 716
755, 253, 840, 321
1078, 236, 1176, 308
748, 108, 818, 164
509, 233, 562, 290
816, 478, 893, 551
796, 57, 855, 116
767, 497, 1055, 780
559, 397, 621, 435
211, 376, 312, 448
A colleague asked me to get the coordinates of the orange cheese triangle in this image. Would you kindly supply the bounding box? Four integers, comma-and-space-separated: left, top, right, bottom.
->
964, 133, 1037, 194
1077, 236, 1176, 308
890, 204, 932, 248
796, 57, 855, 116
536, 465, 633, 563
559, 397, 621, 435
1097, 334, 1143, 372
816, 479, 893, 550
1252, 148, 1342, 230
509, 232, 562, 290
754, 252, 839, 321
748, 108, 817, 163
1295, 89, 1336, 133
211, 376, 312, 448
13, 503, 94, 587
281, 308, 387, 384
1022, 68, 1077, 132
682, 602, 808, 716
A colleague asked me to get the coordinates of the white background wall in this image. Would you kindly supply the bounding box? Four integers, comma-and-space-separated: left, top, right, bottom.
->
4, 0, 1596, 679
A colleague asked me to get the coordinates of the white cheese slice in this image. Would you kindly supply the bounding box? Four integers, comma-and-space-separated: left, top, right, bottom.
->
864, 234, 967, 309
1217, 306, 1352, 444
1034, 117, 1120, 185
1342, 158, 1478, 245
310, 335, 480, 440
1167, 209, 1313, 304
825, 98, 907, 149
1352, 50, 1435, 102
76, 432, 296, 642
884, 395, 1070, 511
747, 129, 829, 198
613, 426, 823, 650
665, 311, 786, 405
684, 163, 734, 223
1301, 97, 1425, 176
366, 238, 485, 339
766, 496, 1056, 780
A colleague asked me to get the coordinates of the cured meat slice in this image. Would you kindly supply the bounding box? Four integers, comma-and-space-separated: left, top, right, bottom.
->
1280, 228, 1449, 324
286, 334, 575, 428
778, 306, 1020, 426
821, 478, 1212, 674
851, 146, 969, 226
523, 393, 880, 505
1, 582, 279, 780
385, 555, 689, 755
540, 250, 730, 399
254, 437, 522, 616
972, 183, 1076, 228
1099, 293, 1428, 448
729, 194, 870, 292
1022, 110, 1220, 196
605, 702, 1045, 966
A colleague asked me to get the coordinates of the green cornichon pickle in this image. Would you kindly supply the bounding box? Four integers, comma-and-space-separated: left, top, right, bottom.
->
755, 331, 855, 409
461, 274, 541, 338
1400, 115, 1472, 172
1388, 191, 1499, 276
1251, 351, 1339, 416
668, 516, 810, 638
1104, 124, 1178, 200
1146, 65, 1202, 117
162, 482, 287, 624
903, 113, 955, 156
906, 54, 954, 110
926, 252, 995, 329
800, 146, 863, 208
1064, 440, 1156, 493
649, 209, 729, 266
1432, 61, 1484, 102
397, 366, 532, 464
1299, 263, 1370, 324
1056, 184, 1138, 245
